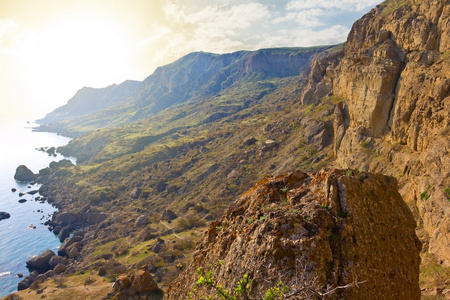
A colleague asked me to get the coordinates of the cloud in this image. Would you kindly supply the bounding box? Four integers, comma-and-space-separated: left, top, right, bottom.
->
286, 0, 382, 12
273, 8, 326, 27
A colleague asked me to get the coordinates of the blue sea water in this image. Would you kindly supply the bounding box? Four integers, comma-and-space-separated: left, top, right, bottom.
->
0, 122, 73, 297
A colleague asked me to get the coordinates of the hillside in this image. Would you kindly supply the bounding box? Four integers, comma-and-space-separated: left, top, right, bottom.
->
36, 47, 330, 137
6, 0, 450, 299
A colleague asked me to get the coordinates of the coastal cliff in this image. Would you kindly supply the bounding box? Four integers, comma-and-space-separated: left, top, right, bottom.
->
299, 0, 450, 266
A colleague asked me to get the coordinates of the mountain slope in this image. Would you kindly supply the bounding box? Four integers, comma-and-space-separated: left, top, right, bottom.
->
36, 47, 331, 137
37, 80, 140, 125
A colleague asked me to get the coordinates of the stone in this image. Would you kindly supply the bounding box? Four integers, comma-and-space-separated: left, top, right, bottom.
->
48, 255, 68, 268
152, 238, 165, 253
34, 274, 47, 282
26, 249, 55, 271
11, 188, 16, 192
0, 211, 10, 220
243, 136, 257, 147
226, 169, 239, 180
132, 269, 159, 293
264, 139, 277, 150
18, 199, 27, 203
58, 235, 82, 256
14, 165, 37, 182
68, 247, 79, 258
113, 274, 131, 291
58, 226, 71, 242
134, 215, 148, 227
130, 187, 142, 199
161, 209, 177, 223
53, 263, 67, 274
166, 170, 421, 300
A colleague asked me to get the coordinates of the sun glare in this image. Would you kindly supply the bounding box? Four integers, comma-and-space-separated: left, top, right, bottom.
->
19, 13, 133, 99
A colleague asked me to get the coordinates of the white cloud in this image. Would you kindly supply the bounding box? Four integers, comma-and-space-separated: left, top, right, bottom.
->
286, 0, 381, 12
273, 8, 325, 27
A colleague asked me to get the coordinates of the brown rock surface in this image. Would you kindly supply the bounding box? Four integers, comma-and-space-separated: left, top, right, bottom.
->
299, 0, 450, 266
167, 170, 421, 300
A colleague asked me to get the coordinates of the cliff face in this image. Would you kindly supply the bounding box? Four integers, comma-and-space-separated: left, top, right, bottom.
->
167, 170, 421, 300
300, 0, 450, 265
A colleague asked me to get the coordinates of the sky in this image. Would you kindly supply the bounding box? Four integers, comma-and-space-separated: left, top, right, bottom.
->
0, 0, 383, 123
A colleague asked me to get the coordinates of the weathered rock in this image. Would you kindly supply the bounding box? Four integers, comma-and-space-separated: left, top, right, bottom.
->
161, 209, 177, 223
243, 136, 257, 147
0, 211, 10, 220
68, 247, 79, 258
53, 263, 67, 274
167, 170, 421, 300
113, 274, 131, 291
48, 255, 68, 268
151, 238, 165, 253
130, 187, 141, 199
134, 215, 148, 227
297, 0, 450, 267
17, 270, 39, 291
264, 139, 277, 150
14, 165, 37, 182
131, 269, 158, 293
57, 226, 70, 242
26, 249, 56, 272
34, 274, 47, 283
58, 235, 83, 256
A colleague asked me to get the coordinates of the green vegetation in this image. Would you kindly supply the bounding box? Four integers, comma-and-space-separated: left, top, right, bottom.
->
420, 185, 432, 201
263, 281, 290, 300
444, 187, 450, 200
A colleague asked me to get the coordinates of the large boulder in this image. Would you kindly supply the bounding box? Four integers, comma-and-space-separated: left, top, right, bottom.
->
26, 249, 56, 272
0, 211, 10, 220
58, 235, 83, 256
161, 209, 177, 223
14, 165, 37, 182
167, 170, 421, 300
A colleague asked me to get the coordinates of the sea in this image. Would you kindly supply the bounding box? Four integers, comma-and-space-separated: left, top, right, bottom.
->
0, 122, 74, 297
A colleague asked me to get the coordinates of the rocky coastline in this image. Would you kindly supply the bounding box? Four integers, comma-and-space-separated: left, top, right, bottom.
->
11, 160, 86, 292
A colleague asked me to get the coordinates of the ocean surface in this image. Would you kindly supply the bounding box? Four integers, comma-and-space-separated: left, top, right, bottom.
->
0, 122, 74, 297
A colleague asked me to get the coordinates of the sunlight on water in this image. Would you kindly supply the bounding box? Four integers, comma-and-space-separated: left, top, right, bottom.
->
0, 122, 74, 297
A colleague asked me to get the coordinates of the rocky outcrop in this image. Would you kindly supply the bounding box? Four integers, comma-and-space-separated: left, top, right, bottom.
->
167, 170, 421, 300
14, 165, 37, 182
26, 249, 56, 272
0, 211, 10, 220
299, 0, 450, 266
111, 269, 160, 299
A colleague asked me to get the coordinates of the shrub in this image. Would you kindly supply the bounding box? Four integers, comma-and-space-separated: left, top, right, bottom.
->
420, 185, 432, 201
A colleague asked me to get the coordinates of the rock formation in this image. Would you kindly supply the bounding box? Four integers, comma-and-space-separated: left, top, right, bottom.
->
26, 249, 56, 272
167, 170, 421, 300
14, 165, 37, 182
0, 211, 10, 220
299, 0, 450, 265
